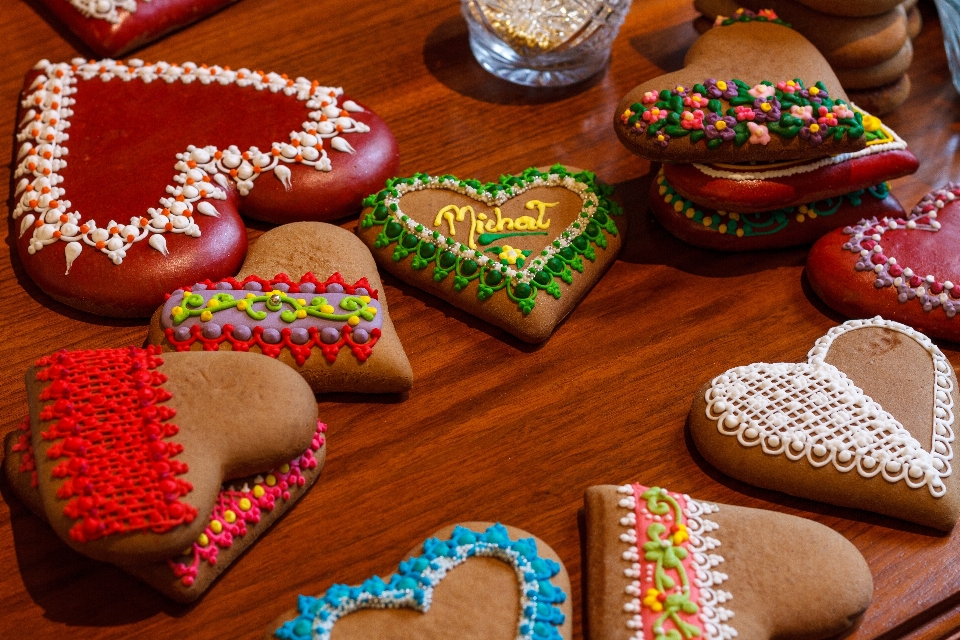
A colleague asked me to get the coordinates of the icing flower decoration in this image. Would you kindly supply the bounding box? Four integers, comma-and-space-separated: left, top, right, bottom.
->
799, 85, 827, 103
704, 113, 736, 141
498, 245, 520, 264
734, 105, 755, 121
620, 108, 635, 124
673, 85, 688, 97
671, 523, 689, 544
800, 120, 827, 145
862, 114, 882, 132
832, 104, 855, 120
747, 122, 771, 145
642, 91, 659, 105
757, 8, 778, 19
704, 78, 737, 100
752, 97, 781, 123
643, 107, 668, 123
680, 109, 705, 130
776, 79, 799, 94
817, 105, 838, 127
654, 132, 670, 148
683, 92, 708, 109
633, 120, 647, 133
790, 104, 813, 120
748, 83, 776, 99
643, 588, 666, 612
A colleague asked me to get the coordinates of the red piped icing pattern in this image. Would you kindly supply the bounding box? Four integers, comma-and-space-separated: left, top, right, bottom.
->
163, 273, 381, 365
35, 346, 197, 543
12, 415, 38, 488
169, 421, 326, 587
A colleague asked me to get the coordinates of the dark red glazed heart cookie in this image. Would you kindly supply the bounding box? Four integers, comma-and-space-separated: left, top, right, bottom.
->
12, 58, 399, 317
807, 185, 960, 343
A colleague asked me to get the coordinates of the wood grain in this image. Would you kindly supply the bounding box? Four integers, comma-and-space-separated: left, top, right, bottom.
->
1, 0, 959, 638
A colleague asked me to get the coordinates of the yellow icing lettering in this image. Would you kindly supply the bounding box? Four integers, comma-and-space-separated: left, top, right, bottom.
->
525, 200, 556, 229
432, 199, 556, 249
434, 204, 471, 237
494, 207, 514, 231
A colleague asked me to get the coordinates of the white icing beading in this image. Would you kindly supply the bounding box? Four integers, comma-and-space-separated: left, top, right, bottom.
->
691, 104, 905, 182
705, 317, 955, 496
383, 173, 599, 285
14, 58, 370, 271
615, 485, 736, 640
69, 0, 146, 24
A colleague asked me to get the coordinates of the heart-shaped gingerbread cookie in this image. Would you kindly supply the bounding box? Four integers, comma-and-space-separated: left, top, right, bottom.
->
690, 317, 960, 530
147, 222, 413, 393
39, 0, 236, 57
807, 185, 960, 343
355, 165, 623, 343
584, 484, 873, 640
13, 59, 399, 316
615, 18, 866, 164
268, 522, 571, 640
4, 346, 323, 575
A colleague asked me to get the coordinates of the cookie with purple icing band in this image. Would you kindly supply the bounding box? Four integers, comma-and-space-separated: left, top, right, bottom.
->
147, 222, 413, 394
689, 317, 960, 530
3, 346, 326, 601
584, 483, 873, 640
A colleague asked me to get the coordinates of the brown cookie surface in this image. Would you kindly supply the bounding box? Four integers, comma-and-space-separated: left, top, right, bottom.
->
147, 222, 413, 394
846, 74, 911, 115
690, 318, 960, 530
584, 484, 872, 640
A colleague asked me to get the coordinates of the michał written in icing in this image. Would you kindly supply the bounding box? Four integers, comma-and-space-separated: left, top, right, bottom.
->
433, 199, 555, 250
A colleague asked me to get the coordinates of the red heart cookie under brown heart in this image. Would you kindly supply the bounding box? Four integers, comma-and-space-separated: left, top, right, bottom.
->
584, 484, 873, 640
146, 222, 413, 394
807, 185, 960, 343
12, 59, 399, 317
38, 0, 236, 57
267, 522, 572, 640
690, 317, 960, 530
13, 346, 321, 566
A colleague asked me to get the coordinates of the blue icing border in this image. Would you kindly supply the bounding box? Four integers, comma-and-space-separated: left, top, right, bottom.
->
274, 523, 567, 640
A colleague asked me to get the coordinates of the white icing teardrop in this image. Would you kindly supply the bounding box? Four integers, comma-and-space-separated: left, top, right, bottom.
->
197, 201, 219, 217
19, 214, 35, 237
149, 233, 169, 256
15, 178, 29, 196
342, 100, 363, 112
64, 241, 82, 274
17, 141, 33, 160
274, 164, 292, 190
330, 137, 356, 154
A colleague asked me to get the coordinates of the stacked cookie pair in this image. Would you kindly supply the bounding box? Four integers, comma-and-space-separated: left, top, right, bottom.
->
693, 0, 919, 114
614, 12, 918, 250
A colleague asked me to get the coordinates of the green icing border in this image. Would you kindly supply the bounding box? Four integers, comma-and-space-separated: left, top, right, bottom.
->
360, 165, 622, 315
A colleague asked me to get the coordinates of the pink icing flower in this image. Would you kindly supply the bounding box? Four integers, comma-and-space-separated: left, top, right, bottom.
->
642, 91, 659, 105
776, 80, 799, 93
817, 105, 838, 127
734, 105, 755, 121
642, 107, 668, 123
758, 9, 778, 19
683, 92, 708, 108
832, 104, 855, 119
790, 104, 813, 120
747, 122, 770, 145
680, 109, 705, 130
748, 83, 775, 99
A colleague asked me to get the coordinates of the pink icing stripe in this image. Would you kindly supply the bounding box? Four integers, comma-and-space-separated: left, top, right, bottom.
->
631, 483, 705, 640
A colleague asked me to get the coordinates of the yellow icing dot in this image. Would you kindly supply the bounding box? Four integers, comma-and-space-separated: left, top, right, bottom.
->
718, 224, 727, 234
702, 216, 713, 227
676, 85, 685, 93
760, 102, 772, 112
665, 194, 674, 204
237, 300, 248, 311
210, 520, 223, 534
280, 463, 291, 473
246, 292, 256, 299
182, 547, 192, 556
172, 306, 183, 316
729, 212, 740, 221
253, 485, 265, 498
809, 211, 818, 219
360, 295, 371, 304
673, 200, 683, 213
659, 185, 667, 196
224, 510, 237, 524
796, 214, 806, 223
348, 316, 361, 326
238, 498, 252, 511
198, 533, 209, 546
369, 308, 377, 317
207, 299, 218, 308
266, 474, 277, 487
297, 298, 307, 306
686, 208, 695, 219
809, 86, 820, 95
200, 310, 213, 322
736, 228, 745, 237
296, 309, 307, 319
809, 123, 820, 133
716, 80, 727, 91
320, 304, 335, 314
715, 120, 727, 131
798, 205, 809, 214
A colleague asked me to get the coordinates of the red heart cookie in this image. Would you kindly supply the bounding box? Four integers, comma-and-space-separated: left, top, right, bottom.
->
807, 185, 960, 343
38, 0, 236, 57
12, 59, 399, 316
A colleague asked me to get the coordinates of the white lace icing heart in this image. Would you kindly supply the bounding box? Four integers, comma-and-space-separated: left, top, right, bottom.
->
704, 317, 955, 496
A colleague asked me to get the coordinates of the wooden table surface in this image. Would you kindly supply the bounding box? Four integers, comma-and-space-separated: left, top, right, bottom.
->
2, 0, 960, 638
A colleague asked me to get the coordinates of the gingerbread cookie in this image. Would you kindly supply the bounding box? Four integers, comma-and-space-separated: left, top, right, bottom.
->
355, 166, 623, 343
38, 0, 237, 57
584, 484, 873, 640
834, 39, 912, 89
268, 522, 571, 640
3, 346, 326, 600
615, 19, 866, 164
845, 74, 911, 116
690, 317, 960, 531
807, 185, 960, 344
12, 59, 399, 317
147, 222, 413, 394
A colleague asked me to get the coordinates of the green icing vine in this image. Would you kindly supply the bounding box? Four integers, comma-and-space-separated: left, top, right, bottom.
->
359, 165, 622, 315
656, 171, 890, 237
716, 8, 791, 28
171, 290, 377, 325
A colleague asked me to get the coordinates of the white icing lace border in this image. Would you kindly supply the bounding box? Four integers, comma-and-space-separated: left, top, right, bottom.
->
13, 58, 370, 271
691, 104, 905, 182
615, 485, 736, 640
69, 0, 145, 23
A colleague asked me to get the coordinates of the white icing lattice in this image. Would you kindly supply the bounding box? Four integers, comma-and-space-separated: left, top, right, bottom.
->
70, 0, 145, 24
13, 58, 370, 271
615, 485, 736, 640
704, 317, 955, 496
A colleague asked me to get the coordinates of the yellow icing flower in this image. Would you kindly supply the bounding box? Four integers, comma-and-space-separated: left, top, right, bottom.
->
672, 523, 689, 544
499, 245, 521, 264
862, 115, 882, 132
643, 588, 664, 612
